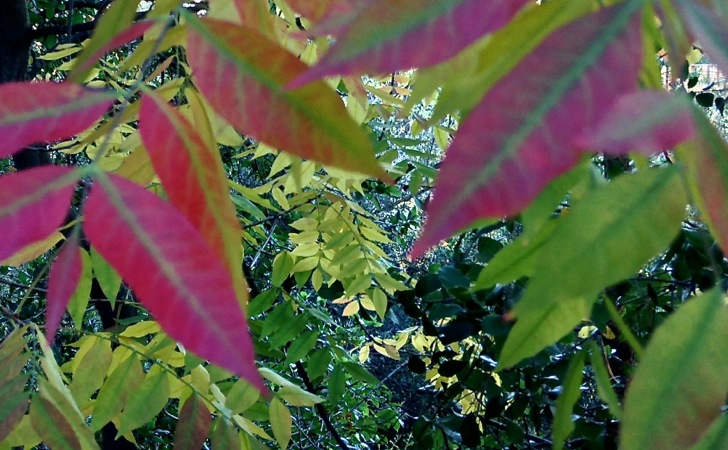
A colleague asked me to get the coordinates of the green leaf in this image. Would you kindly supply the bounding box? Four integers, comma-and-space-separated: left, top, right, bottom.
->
269, 397, 292, 450
31, 383, 98, 450
499, 167, 687, 369
341, 361, 379, 385
328, 364, 345, 404
285, 330, 320, 363
116, 365, 171, 436
588, 342, 622, 420
90, 249, 122, 308
621, 289, 728, 450
225, 378, 260, 414
272, 252, 294, 287
69, 337, 112, 405
66, 248, 92, 329
210, 417, 241, 449
91, 353, 144, 431
552, 350, 586, 449
0, 376, 29, 442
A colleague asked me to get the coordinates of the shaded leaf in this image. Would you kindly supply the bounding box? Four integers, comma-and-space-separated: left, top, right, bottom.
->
46, 236, 83, 341
0, 166, 79, 261
0, 82, 113, 158
552, 350, 585, 449
576, 91, 696, 155
174, 393, 211, 450
184, 16, 390, 181
499, 168, 687, 369
210, 417, 241, 450
269, 397, 292, 450
588, 342, 622, 419
621, 289, 728, 450
290, 0, 529, 87
84, 173, 264, 391
140, 92, 248, 305
411, 1, 644, 258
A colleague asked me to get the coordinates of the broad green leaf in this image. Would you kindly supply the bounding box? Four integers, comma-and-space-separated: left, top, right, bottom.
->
210, 417, 241, 450
285, 330, 319, 363
576, 91, 696, 155
411, 0, 644, 257
552, 350, 585, 450
84, 173, 264, 392
0, 82, 113, 158
499, 167, 687, 369
0, 166, 79, 261
46, 236, 83, 341
679, 111, 728, 252
116, 365, 170, 436
91, 353, 144, 430
140, 92, 249, 306
290, 0, 529, 87
272, 252, 294, 287
174, 393, 211, 450
269, 397, 292, 450
328, 364, 345, 404
69, 337, 112, 405
90, 249, 122, 308
621, 289, 728, 450
184, 15, 390, 181
691, 415, 728, 450
226, 378, 261, 414
341, 361, 379, 385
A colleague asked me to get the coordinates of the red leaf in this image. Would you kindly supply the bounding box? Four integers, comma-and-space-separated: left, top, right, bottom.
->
286, 0, 344, 22
46, 236, 83, 341
173, 394, 212, 450
0, 82, 114, 158
0, 166, 79, 261
289, 0, 530, 88
83, 173, 265, 392
185, 16, 391, 181
411, 2, 644, 258
139, 93, 248, 304
576, 91, 697, 156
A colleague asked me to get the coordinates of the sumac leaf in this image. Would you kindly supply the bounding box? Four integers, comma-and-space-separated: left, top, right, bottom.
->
46, 235, 83, 341
84, 173, 264, 391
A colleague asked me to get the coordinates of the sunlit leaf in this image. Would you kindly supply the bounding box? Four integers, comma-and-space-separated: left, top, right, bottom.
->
46, 236, 83, 341
0, 83, 113, 158
140, 92, 248, 305
84, 173, 264, 391
117, 365, 170, 436
184, 15, 390, 181
621, 289, 728, 450
499, 167, 687, 369
0, 166, 79, 262
173, 393, 211, 450
0, 231, 63, 267
269, 397, 292, 450
411, 0, 644, 258
290, 0, 530, 87
91, 353, 144, 430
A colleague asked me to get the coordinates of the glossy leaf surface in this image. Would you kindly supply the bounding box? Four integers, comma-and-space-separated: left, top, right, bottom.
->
0, 83, 113, 158
185, 16, 390, 181
411, 1, 644, 258
84, 173, 264, 391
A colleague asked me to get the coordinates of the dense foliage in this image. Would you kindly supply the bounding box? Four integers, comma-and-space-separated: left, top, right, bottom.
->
1, 0, 728, 449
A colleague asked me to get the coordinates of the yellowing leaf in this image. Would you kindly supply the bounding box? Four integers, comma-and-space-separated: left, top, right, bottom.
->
342, 301, 360, 316
269, 397, 292, 450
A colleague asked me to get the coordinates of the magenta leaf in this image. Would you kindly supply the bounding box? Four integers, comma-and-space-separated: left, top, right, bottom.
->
46, 236, 83, 341
576, 91, 697, 156
289, 0, 530, 88
0, 82, 114, 158
411, 1, 644, 258
0, 166, 79, 261
83, 173, 265, 392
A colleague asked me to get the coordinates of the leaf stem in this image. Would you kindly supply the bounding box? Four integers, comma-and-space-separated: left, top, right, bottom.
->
603, 295, 644, 359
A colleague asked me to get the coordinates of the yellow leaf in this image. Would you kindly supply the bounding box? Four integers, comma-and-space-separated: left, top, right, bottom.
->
342, 301, 360, 317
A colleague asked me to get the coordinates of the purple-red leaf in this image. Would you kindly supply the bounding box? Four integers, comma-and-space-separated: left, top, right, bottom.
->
84, 173, 265, 392
140, 93, 248, 304
173, 394, 212, 450
0, 82, 114, 158
185, 16, 390, 181
289, 0, 530, 88
46, 236, 83, 341
0, 166, 79, 261
576, 91, 697, 156
411, 1, 643, 258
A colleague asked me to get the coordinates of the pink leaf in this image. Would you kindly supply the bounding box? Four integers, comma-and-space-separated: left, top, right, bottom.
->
0, 82, 114, 158
576, 91, 697, 156
84, 173, 265, 392
46, 236, 83, 341
289, 0, 530, 88
185, 16, 390, 181
139, 93, 248, 304
0, 166, 79, 261
411, 2, 644, 259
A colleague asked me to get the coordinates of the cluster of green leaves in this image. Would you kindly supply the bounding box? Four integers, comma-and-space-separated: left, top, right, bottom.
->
1, 0, 728, 449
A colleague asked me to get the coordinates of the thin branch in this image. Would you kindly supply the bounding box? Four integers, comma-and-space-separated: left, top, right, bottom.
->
0, 276, 47, 293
